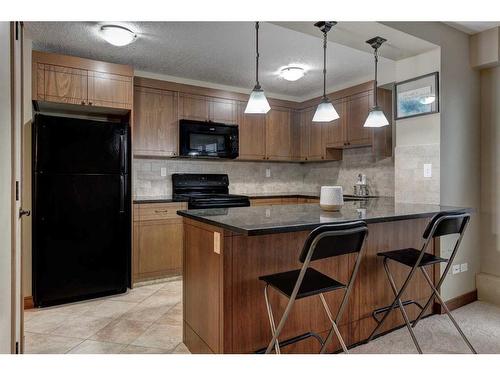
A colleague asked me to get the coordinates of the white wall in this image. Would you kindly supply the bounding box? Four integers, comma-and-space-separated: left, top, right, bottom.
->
0, 21, 13, 354
478, 66, 500, 305
394, 48, 441, 205
386, 22, 481, 301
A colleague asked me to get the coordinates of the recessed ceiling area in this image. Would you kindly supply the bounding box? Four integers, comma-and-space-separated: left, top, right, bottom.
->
445, 22, 500, 34
24, 21, 436, 102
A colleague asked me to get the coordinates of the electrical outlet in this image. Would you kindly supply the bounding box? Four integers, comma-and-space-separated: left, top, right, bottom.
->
460, 263, 468, 273
265, 208, 271, 217
160, 167, 167, 177
423, 163, 432, 178
265, 168, 271, 178
452, 264, 461, 275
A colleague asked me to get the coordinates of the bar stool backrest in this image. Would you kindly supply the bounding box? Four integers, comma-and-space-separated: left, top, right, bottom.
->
423, 211, 470, 239
299, 221, 368, 263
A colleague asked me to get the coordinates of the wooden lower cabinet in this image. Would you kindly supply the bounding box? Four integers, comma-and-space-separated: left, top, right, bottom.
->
133, 202, 186, 283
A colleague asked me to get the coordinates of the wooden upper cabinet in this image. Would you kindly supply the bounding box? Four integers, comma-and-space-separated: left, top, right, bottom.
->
209, 98, 237, 124
323, 99, 346, 148
346, 91, 373, 147
87, 71, 133, 109
32, 51, 133, 111
133, 86, 178, 157
265, 107, 292, 160
36, 64, 88, 105
306, 109, 325, 161
179, 93, 209, 121
237, 103, 266, 160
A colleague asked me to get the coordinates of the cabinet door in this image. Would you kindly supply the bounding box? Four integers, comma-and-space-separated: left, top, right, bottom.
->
179, 93, 209, 121
265, 107, 292, 160
209, 98, 237, 124
237, 103, 266, 160
39, 64, 88, 105
346, 91, 373, 147
138, 220, 183, 277
87, 71, 133, 109
134, 87, 178, 157
306, 108, 325, 160
323, 99, 347, 148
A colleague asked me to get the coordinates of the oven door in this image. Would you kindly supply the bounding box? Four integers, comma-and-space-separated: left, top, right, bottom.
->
179, 120, 238, 159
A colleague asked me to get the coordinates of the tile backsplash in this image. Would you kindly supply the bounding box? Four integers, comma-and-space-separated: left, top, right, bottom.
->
133, 147, 395, 198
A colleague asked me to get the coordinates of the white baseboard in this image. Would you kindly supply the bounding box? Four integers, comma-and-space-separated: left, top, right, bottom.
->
477, 272, 500, 306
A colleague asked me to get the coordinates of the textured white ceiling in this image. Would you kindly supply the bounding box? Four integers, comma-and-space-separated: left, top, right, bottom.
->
445, 22, 500, 34
25, 21, 397, 101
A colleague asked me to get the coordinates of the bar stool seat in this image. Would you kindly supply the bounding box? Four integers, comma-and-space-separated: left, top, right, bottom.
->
378, 248, 447, 268
259, 268, 345, 300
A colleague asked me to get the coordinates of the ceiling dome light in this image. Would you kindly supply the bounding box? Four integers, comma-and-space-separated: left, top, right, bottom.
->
364, 36, 389, 128
280, 66, 305, 81
100, 25, 136, 46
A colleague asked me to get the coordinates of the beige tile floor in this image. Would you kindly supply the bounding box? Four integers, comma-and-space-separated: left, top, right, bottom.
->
24, 277, 190, 354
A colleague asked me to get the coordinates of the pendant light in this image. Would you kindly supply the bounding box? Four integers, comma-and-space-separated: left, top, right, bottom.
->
312, 21, 339, 123
245, 22, 271, 114
364, 36, 389, 128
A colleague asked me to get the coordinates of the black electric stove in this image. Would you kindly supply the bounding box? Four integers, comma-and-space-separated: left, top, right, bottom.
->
172, 174, 250, 209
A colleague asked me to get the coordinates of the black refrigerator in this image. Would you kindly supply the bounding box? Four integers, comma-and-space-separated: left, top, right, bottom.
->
32, 114, 131, 307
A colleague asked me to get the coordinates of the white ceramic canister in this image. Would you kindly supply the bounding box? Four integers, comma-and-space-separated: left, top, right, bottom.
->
320, 186, 344, 211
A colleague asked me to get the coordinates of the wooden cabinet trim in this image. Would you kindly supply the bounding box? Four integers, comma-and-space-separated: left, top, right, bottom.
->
33, 50, 133, 76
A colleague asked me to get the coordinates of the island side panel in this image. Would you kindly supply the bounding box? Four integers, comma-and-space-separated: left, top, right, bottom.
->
183, 216, 437, 354
351, 218, 435, 344
183, 218, 227, 353
224, 217, 436, 354
227, 230, 355, 353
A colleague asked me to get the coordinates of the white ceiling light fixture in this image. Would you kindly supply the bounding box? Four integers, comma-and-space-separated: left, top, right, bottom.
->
245, 22, 271, 114
312, 21, 339, 123
280, 66, 305, 81
100, 25, 137, 47
364, 36, 389, 128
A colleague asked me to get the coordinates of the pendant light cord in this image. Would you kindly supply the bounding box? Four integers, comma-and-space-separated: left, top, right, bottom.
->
373, 47, 378, 107
322, 30, 327, 99
255, 21, 260, 88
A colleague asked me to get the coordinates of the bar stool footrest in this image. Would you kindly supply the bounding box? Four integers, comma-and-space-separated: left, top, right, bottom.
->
254, 331, 325, 354
371, 299, 424, 324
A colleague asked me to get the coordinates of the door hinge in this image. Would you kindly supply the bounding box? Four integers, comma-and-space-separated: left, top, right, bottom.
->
15, 341, 19, 354
16, 181, 19, 201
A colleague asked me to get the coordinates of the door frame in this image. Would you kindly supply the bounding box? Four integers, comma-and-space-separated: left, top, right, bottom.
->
11, 21, 24, 354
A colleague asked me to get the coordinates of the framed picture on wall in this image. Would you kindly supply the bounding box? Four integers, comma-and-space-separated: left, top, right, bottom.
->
395, 72, 439, 120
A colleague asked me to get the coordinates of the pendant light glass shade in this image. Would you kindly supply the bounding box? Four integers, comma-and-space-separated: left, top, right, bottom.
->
364, 36, 389, 128
245, 22, 270, 114
245, 85, 271, 114
312, 98, 339, 122
363, 106, 389, 127
312, 21, 338, 123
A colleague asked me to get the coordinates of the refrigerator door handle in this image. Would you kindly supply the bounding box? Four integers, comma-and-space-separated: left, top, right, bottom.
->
120, 175, 125, 214
119, 133, 126, 173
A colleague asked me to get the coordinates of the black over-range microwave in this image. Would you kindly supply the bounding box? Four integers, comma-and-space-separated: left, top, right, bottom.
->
179, 119, 239, 159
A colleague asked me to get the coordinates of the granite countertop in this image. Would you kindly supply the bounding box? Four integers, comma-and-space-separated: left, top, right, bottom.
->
134, 192, 380, 203
177, 198, 472, 236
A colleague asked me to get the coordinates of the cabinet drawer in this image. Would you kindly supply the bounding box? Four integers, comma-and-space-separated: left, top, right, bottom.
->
135, 202, 187, 221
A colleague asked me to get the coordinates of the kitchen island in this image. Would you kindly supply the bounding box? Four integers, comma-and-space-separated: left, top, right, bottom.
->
177, 198, 470, 354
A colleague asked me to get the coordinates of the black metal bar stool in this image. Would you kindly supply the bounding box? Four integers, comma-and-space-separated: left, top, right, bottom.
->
258, 221, 368, 354
367, 211, 477, 354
